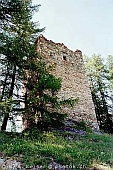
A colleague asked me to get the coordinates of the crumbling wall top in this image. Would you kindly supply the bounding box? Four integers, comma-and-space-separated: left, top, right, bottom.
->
36, 35, 82, 56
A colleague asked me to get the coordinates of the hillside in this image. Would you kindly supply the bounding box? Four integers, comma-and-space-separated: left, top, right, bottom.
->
0, 122, 113, 170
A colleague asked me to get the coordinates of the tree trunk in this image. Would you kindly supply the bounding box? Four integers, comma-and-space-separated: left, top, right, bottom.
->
98, 80, 108, 114
91, 90, 101, 125
0, 68, 9, 101
1, 64, 16, 131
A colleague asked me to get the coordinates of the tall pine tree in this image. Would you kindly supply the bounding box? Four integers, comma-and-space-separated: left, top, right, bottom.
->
0, 0, 43, 130
84, 54, 113, 133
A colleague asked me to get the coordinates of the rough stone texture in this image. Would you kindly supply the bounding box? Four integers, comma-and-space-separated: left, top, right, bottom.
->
0, 158, 24, 170
36, 35, 99, 130
0, 158, 112, 170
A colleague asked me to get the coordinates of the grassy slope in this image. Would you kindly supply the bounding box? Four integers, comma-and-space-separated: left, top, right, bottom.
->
0, 128, 113, 169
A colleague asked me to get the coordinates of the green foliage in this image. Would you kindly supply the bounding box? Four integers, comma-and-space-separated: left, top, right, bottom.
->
107, 55, 113, 90
84, 54, 113, 133
0, 98, 13, 114
24, 56, 78, 130
0, 0, 43, 130
0, 0, 78, 131
75, 120, 87, 130
59, 97, 79, 107
0, 130, 113, 169
34, 74, 62, 93
39, 111, 67, 128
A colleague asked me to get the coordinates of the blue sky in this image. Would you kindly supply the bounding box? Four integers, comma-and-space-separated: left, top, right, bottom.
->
32, 0, 113, 59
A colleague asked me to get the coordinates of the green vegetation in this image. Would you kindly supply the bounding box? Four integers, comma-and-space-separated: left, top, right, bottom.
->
0, 0, 43, 130
0, 129, 113, 169
0, 2, 113, 169
24, 59, 78, 130
84, 54, 113, 133
0, 0, 78, 131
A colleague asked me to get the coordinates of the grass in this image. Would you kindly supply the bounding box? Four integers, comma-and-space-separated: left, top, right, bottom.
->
0, 128, 113, 169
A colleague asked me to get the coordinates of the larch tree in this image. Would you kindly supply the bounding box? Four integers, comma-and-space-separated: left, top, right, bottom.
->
106, 55, 113, 116
84, 54, 113, 133
23, 58, 78, 130
0, 0, 78, 131
0, 0, 43, 130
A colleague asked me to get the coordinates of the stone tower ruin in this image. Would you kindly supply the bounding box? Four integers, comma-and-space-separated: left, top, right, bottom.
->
36, 35, 98, 130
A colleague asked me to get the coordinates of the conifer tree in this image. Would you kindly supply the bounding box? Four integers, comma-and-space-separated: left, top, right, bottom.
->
0, 0, 78, 131
84, 54, 113, 133
23, 58, 78, 130
0, 0, 43, 130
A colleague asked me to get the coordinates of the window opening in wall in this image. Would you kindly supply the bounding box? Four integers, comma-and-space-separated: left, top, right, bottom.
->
50, 52, 53, 57
63, 56, 66, 61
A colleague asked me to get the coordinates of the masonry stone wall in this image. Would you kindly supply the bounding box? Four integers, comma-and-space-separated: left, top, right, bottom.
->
36, 35, 98, 130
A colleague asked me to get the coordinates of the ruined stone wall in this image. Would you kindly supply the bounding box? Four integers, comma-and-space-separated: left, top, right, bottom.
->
36, 35, 98, 130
